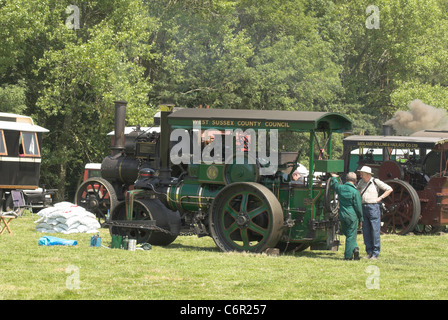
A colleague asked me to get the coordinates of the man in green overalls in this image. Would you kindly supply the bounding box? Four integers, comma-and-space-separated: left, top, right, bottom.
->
330, 172, 363, 260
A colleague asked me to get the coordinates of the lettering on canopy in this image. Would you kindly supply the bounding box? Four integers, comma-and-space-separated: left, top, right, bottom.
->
356, 141, 419, 149
197, 119, 290, 128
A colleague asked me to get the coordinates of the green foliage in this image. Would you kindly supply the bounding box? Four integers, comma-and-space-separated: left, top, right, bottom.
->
339, 0, 448, 119
0, 82, 27, 114
146, 0, 254, 108
25, 0, 155, 198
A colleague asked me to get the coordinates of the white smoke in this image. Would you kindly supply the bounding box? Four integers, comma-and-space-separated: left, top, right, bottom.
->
385, 99, 448, 135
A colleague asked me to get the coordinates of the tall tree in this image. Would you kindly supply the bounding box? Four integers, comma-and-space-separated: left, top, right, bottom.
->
235, 0, 344, 111
338, 0, 448, 128
146, 0, 254, 109
32, 0, 156, 199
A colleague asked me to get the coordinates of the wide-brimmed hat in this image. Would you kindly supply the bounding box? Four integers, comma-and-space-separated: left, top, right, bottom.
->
358, 166, 373, 175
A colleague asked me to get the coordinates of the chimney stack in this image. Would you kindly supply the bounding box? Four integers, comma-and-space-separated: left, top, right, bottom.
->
111, 100, 128, 155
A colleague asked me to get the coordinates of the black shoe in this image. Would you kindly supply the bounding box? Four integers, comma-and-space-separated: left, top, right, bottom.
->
353, 247, 360, 260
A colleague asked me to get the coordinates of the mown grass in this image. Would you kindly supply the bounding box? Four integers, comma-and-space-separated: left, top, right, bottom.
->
1, 215, 448, 300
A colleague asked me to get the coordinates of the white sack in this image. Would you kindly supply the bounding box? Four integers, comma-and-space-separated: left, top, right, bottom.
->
35, 202, 101, 234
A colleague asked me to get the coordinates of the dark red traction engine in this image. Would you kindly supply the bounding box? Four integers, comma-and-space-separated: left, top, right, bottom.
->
343, 127, 448, 234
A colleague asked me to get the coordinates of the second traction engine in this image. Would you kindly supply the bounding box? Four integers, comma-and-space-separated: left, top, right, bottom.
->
343, 126, 448, 235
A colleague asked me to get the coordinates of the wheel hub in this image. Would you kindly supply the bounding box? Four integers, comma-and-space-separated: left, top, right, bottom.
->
236, 212, 250, 228
388, 204, 397, 213
87, 194, 99, 209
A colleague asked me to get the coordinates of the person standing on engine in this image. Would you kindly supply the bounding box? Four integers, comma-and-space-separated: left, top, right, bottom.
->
330, 172, 363, 260
357, 166, 393, 260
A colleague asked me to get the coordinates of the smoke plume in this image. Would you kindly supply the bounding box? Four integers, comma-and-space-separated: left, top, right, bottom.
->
385, 99, 448, 135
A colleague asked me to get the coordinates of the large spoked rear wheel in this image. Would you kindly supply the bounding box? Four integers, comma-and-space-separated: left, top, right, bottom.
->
381, 179, 420, 235
209, 182, 284, 253
75, 177, 118, 226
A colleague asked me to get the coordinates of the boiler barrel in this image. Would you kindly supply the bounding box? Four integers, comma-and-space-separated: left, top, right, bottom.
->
101, 155, 140, 185
166, 182, 221, 213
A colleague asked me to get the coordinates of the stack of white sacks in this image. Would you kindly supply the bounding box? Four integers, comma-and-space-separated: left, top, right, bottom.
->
35, 202, 101, 234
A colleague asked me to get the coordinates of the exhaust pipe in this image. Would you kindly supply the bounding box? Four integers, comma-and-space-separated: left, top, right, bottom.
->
382, 124, 393, 136
111, 100, 128, 155
159, 104, 174, 184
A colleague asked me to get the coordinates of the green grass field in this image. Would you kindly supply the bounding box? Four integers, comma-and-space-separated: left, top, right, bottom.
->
1, 215, 447, 300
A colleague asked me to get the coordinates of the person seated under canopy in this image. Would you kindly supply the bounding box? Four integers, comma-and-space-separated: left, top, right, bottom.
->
291, 163, 308, 185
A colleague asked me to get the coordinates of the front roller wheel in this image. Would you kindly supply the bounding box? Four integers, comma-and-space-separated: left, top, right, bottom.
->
110, 199, 180, 246
209, 182, 284, 253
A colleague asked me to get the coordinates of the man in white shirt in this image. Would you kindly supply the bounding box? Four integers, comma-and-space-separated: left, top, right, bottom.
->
357, 166, 393, 260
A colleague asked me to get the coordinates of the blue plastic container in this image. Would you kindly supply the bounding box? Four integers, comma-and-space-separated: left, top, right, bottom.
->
90, 233, 101, 247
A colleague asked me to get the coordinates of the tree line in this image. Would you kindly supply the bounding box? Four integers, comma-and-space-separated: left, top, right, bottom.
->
1, 0, 447, 199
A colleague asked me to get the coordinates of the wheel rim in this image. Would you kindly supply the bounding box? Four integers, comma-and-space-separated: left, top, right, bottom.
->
381, 179, 420, 235
75, 178, 118, 226
210, 182, 283, 252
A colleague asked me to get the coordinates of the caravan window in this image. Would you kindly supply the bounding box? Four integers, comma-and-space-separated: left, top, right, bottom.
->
19, 132, 40, 157
0, 130, 7, 155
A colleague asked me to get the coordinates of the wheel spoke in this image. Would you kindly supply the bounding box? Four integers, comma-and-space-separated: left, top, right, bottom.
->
223, 201, 239, 219
247, 221, 268, 237
247, 205, 266, 219
240, 229, 250, 248
239, 192, 249, 213
223, 221, 239, 236
396, 207, 411, 222
89, 183, 99, 196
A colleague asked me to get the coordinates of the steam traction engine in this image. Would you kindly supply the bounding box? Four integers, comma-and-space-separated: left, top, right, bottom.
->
343, 127, 448, 235
76, 101, 353, 253
75, 102, 167, 226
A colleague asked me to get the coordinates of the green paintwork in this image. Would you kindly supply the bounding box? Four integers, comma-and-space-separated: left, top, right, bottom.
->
314, 159, 345, 173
